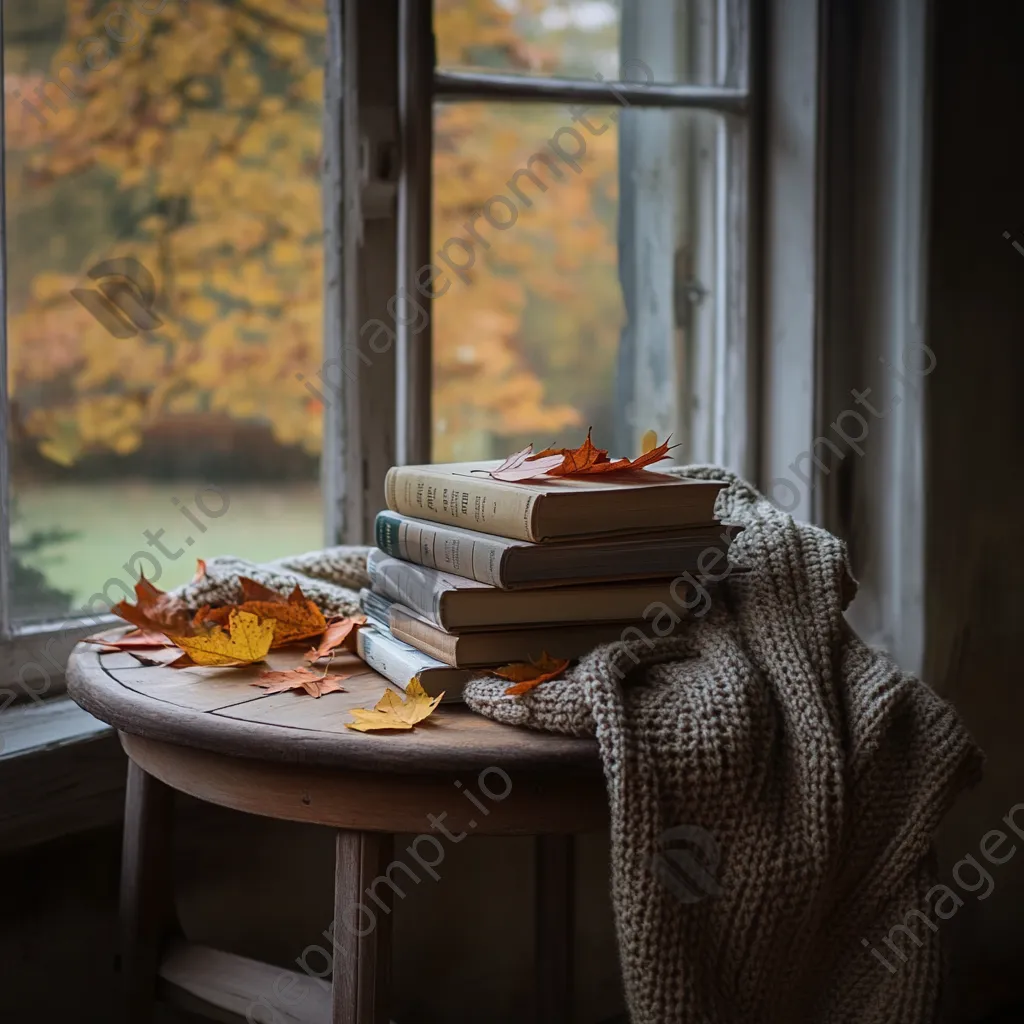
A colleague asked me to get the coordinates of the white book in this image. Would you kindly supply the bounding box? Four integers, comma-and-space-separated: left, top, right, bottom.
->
355, 622, 474, 702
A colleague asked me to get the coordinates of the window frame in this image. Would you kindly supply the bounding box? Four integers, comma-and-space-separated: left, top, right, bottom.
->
0, 0, 931, 747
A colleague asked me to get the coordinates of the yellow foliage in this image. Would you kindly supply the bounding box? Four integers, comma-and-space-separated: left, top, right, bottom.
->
9, 0, 622, 466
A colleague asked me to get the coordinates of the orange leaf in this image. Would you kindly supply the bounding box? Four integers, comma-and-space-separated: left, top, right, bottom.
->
191, 559, 207, 583
305, 615, 367, 662
111, 576, 194, 636
238, 576, 288, 603
487, 443, 565, 482
522, 430, 678, 479
254, 666, 349, 698
193, 585, 327, 648
623, 435, 677, 471
541, 427, 610, 475
490, 653, 569, 696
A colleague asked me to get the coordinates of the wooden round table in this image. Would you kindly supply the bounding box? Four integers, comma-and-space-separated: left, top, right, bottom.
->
68, 639, 605, 1024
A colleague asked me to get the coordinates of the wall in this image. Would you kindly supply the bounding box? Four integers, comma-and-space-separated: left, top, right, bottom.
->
926, 0, 1024, 1020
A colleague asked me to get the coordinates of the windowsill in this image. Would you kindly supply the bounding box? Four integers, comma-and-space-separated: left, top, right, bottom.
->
0, 695, 126, 853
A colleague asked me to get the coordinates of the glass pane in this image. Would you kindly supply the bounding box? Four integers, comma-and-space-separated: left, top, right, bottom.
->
430, 100, 722, 466
434, 0, 732, 87
4, 0, 327, 623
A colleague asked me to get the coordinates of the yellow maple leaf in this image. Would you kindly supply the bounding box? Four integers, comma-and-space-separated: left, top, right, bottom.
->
169, 609, 274, 667
345, 679, 443, 732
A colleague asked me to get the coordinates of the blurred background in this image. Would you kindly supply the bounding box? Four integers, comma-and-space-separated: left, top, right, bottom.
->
3, 0, 639, 620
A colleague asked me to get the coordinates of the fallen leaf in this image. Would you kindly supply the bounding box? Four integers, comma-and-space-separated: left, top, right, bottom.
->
168, 609, 274, 667
345, 678, 443, 731
192, 559, 207, 583
111, 575, 194, 635
619, 435, 677, 472
195, 585, 327, 647
516, 429, 677, 478
130, 647, 190, 667
84, 628, 174, 650
486, 443, 565, 482
305, 615, 367, 662
254, 666, 350, 698
535, 427, 612, 475
491, 652, 570, 696
238, 576, 287, 602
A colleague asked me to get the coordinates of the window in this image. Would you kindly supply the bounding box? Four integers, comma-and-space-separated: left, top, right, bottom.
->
0, 0, 753, 703
428, 1, 753, 468
1, 0, 329, 700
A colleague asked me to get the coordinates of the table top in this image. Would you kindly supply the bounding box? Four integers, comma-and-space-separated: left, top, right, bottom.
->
67, 635, 600, 776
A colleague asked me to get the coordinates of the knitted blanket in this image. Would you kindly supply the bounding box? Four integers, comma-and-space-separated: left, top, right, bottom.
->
175, 468, 982, 1024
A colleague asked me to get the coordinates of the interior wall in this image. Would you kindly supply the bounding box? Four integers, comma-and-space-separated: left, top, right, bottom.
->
925, 0, 1024, 1020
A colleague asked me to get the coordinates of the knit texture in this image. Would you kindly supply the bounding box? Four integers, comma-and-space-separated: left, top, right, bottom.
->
173, 468, 982, 1024
463, 466, 983, 1024
174, 546, 369, 618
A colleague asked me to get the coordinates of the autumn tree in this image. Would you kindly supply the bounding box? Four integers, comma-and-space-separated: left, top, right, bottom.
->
7, 0, 623, 466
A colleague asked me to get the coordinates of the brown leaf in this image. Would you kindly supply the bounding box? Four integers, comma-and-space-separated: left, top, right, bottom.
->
253, 666, 350, 698
345, 679, 442, 731
111, 576, 194, 635
486, 443, 565, 482
193, 585, 327, 648
305, 615, 367, 662
238, 576, 288, 603
491, 653, 569, 696
520, 429, 678, 479
84, 628, 174, 650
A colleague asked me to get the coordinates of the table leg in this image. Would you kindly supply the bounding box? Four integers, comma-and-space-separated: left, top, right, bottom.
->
536, 834, 575, 1024
332, 830, 394, 1024
120, 759, 176, 1023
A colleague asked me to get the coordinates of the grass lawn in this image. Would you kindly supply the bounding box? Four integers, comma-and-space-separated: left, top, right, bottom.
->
12, 480, 324, 615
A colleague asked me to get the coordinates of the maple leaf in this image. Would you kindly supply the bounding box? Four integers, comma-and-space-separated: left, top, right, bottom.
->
238, 576, 287, 602
486, 443, 565, 482
515, 429, 678, 479
253, 666, 349, 698
305, 615, 367, 662
168, 609, 274, 667
111, 576, 194, 636
84, 628, 174, 650
491, 653, 569, 696
345, 679, 443, 732
193, 584, 327, 648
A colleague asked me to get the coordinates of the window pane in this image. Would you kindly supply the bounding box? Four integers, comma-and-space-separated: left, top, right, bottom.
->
4, 0, 326, 623
431, 101, 723, 466
434, 0, 732, 87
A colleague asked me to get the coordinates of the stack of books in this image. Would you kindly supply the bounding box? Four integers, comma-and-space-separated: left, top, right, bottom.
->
356, 459, 736, 700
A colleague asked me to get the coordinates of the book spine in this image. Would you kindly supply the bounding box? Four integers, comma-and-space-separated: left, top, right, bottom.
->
385, 465, 539, 542
358, 588, 393, 627
366, 552, 447, 629
374, 512, 509, 587
356, 625, 447, 692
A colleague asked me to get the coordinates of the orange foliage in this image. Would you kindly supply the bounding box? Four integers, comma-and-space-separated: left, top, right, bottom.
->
7, 0, 622, 466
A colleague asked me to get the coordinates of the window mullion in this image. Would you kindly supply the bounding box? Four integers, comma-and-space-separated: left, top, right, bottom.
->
433, 69, 748, 114
0, 0, 12, 642
324, 0, 400, 544
396, 0, 434, 466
